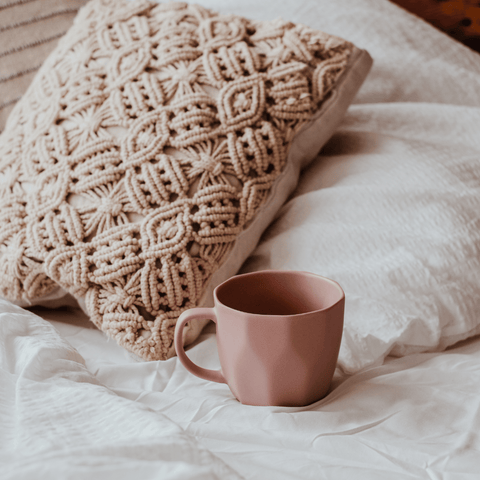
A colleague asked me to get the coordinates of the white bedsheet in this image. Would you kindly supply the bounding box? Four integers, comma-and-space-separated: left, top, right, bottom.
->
3, 304, 480, 479
0, 301, 239, 480
2, 0, 480, 478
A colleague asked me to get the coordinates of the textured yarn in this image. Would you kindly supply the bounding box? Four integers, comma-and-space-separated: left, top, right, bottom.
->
0, 0, 352, 360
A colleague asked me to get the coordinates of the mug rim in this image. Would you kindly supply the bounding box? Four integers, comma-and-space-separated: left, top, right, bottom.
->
213, 270, 345, 317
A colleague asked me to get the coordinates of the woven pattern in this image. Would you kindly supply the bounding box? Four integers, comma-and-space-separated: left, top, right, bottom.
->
0, 0, 352, 360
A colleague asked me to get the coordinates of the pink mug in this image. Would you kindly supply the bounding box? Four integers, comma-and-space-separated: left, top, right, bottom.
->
174, 270, 345, 407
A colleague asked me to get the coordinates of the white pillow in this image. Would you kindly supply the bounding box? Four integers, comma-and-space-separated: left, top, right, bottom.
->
242, 103, 480, 374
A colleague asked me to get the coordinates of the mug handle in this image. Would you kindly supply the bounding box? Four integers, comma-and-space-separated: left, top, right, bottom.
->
174, 307, 226, 384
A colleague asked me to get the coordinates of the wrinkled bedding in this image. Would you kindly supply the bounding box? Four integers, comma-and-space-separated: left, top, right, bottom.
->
3, 303, 480, 479
2, 0, 480, 478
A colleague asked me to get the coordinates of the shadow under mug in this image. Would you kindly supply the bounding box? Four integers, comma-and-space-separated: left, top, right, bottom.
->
174, 270, 345, 407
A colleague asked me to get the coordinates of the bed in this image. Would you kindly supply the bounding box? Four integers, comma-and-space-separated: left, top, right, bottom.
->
2, 0, 480, 478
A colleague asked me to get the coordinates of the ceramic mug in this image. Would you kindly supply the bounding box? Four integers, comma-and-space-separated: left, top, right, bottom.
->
174, 270, 345, 407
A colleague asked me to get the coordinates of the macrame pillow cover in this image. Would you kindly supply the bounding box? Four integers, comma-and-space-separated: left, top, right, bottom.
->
0, 0, 372, 360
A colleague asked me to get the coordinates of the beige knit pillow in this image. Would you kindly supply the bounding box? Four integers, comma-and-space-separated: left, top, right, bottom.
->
0, 0, 372, 360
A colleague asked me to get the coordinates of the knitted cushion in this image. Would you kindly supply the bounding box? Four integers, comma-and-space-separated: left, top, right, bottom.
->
0, 0, 372, 360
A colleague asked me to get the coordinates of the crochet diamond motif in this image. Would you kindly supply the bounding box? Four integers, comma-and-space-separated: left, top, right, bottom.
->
0, 0, 352, 360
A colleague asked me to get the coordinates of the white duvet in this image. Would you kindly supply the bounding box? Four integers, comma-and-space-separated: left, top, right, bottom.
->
2, 0, 480, 478
3, 302, 480, 479
0, 301, 239, 480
